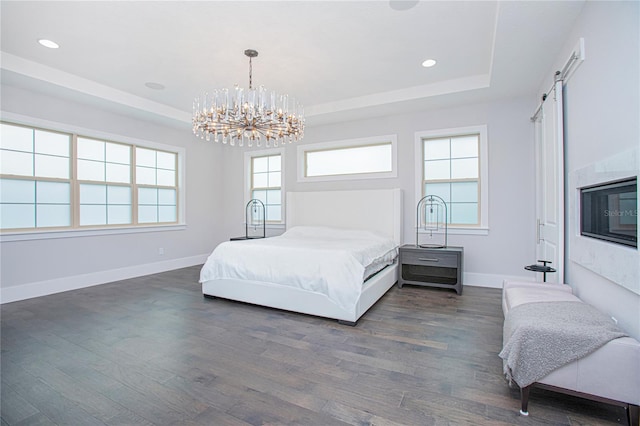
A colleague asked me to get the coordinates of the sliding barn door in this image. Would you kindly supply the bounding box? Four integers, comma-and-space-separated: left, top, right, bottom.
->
533, 80, 565, 283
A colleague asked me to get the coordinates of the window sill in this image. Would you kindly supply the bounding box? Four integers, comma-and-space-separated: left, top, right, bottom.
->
417, 227, 489, 236
0, 223, 187, 242
244, 223, 285, 229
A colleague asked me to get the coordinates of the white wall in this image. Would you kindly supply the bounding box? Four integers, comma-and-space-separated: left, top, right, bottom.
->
539, 1, 639, 339
0, 85, 225, 302
221, 97, 538, 287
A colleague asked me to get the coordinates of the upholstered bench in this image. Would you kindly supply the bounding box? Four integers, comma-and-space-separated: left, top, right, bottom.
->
501, 280, 640, 425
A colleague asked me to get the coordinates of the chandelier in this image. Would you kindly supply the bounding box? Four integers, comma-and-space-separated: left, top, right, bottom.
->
192, 49, 305, 147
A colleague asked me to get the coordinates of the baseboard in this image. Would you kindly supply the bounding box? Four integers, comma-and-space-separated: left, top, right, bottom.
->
0, 254, 209, 304
1, 264, 535, 304
463, 272, 534, 289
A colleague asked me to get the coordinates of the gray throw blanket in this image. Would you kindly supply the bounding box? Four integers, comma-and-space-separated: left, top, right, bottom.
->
499, 301, 628, 388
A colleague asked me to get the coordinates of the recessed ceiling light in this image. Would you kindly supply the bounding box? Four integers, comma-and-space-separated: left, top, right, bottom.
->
422, 59, 437, 68
145, 82, 165, 90
38, 39, 59, 49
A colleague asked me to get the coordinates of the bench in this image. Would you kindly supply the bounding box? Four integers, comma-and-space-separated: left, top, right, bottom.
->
501, 280, 640, 425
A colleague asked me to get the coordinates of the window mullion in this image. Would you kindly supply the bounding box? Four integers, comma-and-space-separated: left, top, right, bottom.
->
31, 129, 37, 228
71, 134, 79, 229
132, 145, 138, 225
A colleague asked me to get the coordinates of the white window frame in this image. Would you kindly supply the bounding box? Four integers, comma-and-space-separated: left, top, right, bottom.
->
0, 112, 185, 242
244, 147, 285, 228
297, 135, 397, 183
414, 125, 489, 235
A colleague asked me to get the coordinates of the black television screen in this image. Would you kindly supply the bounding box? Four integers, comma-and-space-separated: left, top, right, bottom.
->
580, 177, 637, 248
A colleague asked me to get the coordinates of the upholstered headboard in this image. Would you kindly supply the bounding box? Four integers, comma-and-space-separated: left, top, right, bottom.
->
286, 189, 403, 245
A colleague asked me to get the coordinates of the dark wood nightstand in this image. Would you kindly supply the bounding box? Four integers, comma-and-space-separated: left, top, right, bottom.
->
398, 245, 464, 295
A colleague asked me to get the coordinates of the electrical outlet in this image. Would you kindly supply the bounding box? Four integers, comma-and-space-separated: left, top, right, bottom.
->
158, 247, 164, 255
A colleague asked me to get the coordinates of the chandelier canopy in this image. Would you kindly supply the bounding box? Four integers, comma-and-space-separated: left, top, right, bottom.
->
192, 49, 305, 147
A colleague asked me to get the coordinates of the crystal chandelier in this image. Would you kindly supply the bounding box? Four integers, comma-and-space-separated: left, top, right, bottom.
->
192, 49, 305, 147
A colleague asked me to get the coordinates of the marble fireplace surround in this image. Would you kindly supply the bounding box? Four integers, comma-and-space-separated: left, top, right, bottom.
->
569, 148, 639, 295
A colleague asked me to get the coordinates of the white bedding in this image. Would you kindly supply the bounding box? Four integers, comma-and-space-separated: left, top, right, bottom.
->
199, 226, 398, 312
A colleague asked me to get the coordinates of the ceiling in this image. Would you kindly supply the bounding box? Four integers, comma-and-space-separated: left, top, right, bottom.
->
0, 1, 585, 129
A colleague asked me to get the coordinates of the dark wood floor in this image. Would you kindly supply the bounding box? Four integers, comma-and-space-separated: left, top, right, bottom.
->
1, 266, 629, 425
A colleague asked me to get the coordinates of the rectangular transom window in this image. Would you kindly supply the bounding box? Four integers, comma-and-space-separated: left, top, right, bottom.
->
415, 126, 488, 231
0, 121, 181, 233
297, 135, 397, 182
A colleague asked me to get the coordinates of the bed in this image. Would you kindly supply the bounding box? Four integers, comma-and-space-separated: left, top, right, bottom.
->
200, 188, 403, 325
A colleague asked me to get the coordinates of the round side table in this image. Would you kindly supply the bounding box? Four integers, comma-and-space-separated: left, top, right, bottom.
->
524, 260, 556, 282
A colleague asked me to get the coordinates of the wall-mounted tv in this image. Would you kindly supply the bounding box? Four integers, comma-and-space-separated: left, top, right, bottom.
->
580, 177, 637, 248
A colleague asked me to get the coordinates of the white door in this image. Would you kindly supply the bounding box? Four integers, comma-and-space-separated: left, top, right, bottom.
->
533, 80, 565, 283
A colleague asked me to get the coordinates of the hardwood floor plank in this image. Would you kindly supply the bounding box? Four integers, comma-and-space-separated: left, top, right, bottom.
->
168, 406, 251, 426
8, 374, 104, 426
320, 399, 417, 426
6, 360, 152, 426
0, 384, 39, 425
157, 368, 252, 416
1, 265, 630, 425
12, 413, 56, 426
224, 387, 348, 426
69, 370, 190, 425
177, 352, 330, 414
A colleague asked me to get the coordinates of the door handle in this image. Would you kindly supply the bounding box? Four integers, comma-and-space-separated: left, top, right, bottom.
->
537, 219, 544, 243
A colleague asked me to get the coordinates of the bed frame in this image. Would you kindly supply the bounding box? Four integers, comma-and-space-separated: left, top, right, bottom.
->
202, 188, 403, 325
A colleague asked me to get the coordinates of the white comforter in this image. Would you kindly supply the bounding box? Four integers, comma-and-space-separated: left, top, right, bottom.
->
199, 226, 398, 311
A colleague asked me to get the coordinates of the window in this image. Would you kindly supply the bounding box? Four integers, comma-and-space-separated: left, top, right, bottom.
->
246, 150, 283, 223
415, 126, 488, 232
297, 135, 397, 182
77, 137, 132, 226
0, 125, 71, 229
136, 147, 177, 224
1, 121, 181, 233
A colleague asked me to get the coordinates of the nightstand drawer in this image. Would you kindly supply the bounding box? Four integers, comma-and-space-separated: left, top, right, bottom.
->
401, 251, 459, 268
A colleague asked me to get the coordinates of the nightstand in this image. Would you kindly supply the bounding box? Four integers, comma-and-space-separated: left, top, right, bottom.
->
398, 245, 464, 295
